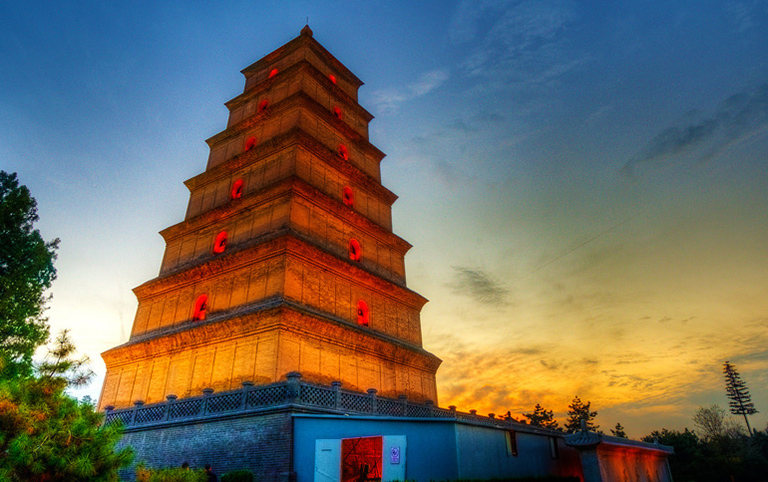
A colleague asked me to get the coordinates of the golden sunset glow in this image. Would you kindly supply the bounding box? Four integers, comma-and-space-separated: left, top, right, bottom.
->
4, 1, 766, 440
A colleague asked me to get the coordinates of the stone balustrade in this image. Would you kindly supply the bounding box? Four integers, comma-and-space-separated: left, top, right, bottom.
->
103, 372, 539, 432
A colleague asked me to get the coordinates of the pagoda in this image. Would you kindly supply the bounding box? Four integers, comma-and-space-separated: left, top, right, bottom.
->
98, 26, 441, 411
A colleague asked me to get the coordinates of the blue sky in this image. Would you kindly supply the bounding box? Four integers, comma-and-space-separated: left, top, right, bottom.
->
2, 1, 767, 437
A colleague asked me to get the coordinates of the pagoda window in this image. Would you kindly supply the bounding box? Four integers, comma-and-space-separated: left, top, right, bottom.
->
268, 68, 278, 78
213, 231, 228, 254
332, 105, 343, 120
356, 300, 369, 326
231, 179, 244, 199
258, 99, 269, 112
193, 294, 208, 321
342, 186, 354, 207
244, 136, 257, 151
349, 238, 361, 261
337, 144, 349, 160
328, 74, 337, 84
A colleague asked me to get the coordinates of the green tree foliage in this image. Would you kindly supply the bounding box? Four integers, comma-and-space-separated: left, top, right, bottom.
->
610, 422, 627, 438
523, 404, 560, 430
0, 171, 59, 379
723, 360, 758, 434
564, 396, 598, 433
0, 331, 133, 480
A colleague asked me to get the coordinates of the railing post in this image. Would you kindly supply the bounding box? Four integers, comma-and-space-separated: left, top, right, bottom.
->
449, 405, 457, 419
367, 388, 377, 414
469, 409, 477, 417
399, 395, 408, 416
130, 400, 144, 426
202, 388, 214, 415
286, 372, 302, 404
332, 381, 342, 410
104, 405, 114, 426
241, 381, 254, 410
164, 395, 177, 421
425, 399, 434, 416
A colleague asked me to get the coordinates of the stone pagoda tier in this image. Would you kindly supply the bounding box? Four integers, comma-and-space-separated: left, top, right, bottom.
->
99, 26, 441, 411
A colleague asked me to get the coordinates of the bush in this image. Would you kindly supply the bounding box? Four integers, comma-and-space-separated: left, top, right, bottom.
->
221, 469, 255, 482
135, 463, 208, 482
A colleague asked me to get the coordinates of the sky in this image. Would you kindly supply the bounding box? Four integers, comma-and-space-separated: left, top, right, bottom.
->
2, 1, 767, 438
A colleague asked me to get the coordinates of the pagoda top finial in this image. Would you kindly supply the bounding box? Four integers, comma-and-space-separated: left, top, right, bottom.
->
300, 24, 313, 37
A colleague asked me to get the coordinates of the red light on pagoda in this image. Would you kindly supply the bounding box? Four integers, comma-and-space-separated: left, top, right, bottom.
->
342, 186, 354, 207
349, 238, 362, 261
338, 144, 349, 160
213, 231, 228, 254
193, 294, 208, 321
231, 179, 244, 199
357, 300, 369, 326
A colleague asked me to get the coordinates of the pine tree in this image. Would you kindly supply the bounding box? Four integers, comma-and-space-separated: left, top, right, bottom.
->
611, 422, 627, 438
723, 360, 758, 435
523, 403, 560, 430
0, 331, 133, 479
564, 396, 599, 433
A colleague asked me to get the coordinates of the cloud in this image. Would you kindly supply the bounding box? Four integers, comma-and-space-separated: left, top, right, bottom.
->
448, 266, 510, 306
725, 1, 763, 33
621, 82, 768, 177
450, 0, 584, 87
371, 69, 449, 113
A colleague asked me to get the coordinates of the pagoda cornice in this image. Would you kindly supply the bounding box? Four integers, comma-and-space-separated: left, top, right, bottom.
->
103, 299, 441, 373
226, 60, 374, 124
194, 126, 397, 206
240, 30, 363, 90
206, 90, 385, 164
133, 233, 426, 309
164, 176, 411, 253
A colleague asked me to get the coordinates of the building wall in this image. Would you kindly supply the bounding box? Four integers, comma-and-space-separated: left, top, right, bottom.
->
455, 424, 582, 480
595, 444, 673, 482
118, 411, 294, 482
292, 415, 580, 482
293, 416, 459, 482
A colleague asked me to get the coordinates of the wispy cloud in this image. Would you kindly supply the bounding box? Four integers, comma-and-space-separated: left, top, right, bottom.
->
450, 0, 584, 86
448, 266, 510, 306
371, 69, 449, 113
621, 82, 768, 177
725, 1, 764, 33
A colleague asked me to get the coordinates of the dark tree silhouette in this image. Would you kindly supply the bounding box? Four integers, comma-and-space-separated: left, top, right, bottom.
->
523, 403, 560, 430
611, 422, 627, 438
723, 361, 758, 435
564, 396, 599, 433
0, 171, 59, 378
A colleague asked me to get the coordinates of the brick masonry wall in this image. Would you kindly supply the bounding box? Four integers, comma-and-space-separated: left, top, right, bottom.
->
118, 410, 294, 482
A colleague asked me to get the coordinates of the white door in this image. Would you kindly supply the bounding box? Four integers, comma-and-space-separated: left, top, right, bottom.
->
382, 436, 406, 482
315, 439, 341, 482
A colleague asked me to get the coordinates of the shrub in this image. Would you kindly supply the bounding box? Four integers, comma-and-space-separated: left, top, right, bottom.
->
135, 463, 208, 482
221, 469, 255, 482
